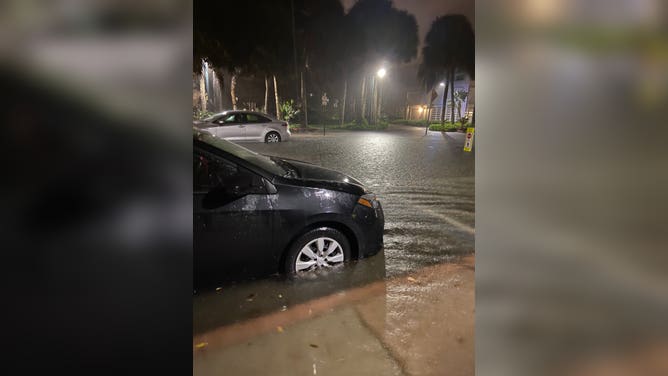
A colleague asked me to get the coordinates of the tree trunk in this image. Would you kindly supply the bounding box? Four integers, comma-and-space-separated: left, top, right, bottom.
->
360, 76, 367, 121
450, 69, 456, 123
264, 75, 269, 113
300, 71, 308, 128
215, 69, 224, 111
376, 79, 382, 121
456, 99, 462, 120
371, 76, 377, 124
341, 79, 347, 126
230, 74, 237, 110
440, 80, 449, 125
273, 75, 280, 120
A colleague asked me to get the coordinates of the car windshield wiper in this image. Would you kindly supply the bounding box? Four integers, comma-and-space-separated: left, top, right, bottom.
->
270, 157, 299, 178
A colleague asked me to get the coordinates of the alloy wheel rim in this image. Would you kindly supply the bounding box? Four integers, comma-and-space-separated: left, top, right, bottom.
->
268, 134, 279, 142
295, 237, 344, 272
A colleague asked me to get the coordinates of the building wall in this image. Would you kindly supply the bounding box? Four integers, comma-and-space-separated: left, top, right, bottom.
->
404, 78, 473, 122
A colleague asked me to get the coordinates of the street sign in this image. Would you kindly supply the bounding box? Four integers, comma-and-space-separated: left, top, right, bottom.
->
321, 93, 329, 107
464, 127, 475, 152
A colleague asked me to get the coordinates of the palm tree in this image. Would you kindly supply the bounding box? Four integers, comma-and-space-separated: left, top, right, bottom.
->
195, 0, 292, 116
347, 0, 418, 124
418, 15, 474, 126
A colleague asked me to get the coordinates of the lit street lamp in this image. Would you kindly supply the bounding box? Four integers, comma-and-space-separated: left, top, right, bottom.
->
377, 68, 386, 78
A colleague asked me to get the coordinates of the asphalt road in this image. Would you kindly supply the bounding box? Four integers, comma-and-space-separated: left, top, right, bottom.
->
194, 124, 475, 333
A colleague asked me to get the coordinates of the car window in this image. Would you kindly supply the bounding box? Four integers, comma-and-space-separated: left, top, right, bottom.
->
245, 114, 264, 123
194, 151, 237, 192
195, 132, 289, 177
194, 149, 262, 192
221, 114, 240, 124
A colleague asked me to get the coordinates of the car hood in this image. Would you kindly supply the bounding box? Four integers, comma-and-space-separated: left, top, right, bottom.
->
277, 158, 367, 195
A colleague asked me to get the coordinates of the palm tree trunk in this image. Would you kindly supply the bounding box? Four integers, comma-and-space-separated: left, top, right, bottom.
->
199, 73, 207, 112
450, 69, 456, 123
230, 74, 237, 110
216, 70, 224, 111
300, 71, 308, 128
371, 76, 378, 124
264, 75, 269, 113
360, 76, 367, 121
341, 79, 347, 126
377, 79, 382, 120
273, 74, 280, 120
440, 80, 449, 125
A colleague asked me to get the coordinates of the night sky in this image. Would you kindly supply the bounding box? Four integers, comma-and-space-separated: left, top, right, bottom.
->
341, 0, 475, 54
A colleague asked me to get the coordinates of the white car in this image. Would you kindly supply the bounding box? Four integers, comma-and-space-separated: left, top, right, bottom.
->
194, 110, 291, 143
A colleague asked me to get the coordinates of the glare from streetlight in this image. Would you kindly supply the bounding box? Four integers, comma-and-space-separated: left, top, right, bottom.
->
377, 68, 386, 78
439, 82, 445, 86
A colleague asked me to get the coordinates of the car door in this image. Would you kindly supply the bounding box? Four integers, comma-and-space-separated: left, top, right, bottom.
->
209, 113, 246, 140
193, 148, 275, 282
244, 113, 269, 140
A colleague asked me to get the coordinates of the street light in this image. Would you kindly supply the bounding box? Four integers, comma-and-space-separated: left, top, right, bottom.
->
439, 82, 445, 86
377, 68, 386, 78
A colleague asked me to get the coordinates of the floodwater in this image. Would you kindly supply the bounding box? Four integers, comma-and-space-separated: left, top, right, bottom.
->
245, 124, 475, 277
194, 125, 475, 333
193, 125, 475, 375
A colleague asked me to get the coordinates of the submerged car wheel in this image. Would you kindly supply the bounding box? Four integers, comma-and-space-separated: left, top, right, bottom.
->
265, 132, 281, 143
284, 228, 351, 274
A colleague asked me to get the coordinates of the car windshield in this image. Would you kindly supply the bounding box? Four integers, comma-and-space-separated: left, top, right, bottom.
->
196, 131, 296, 178
202, 113, 224, 122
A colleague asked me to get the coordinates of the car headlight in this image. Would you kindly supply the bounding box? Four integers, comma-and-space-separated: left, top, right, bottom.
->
357, 194, 378, 209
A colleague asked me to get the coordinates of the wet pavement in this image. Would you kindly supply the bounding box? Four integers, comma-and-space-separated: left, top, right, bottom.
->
194, 125, 475, 375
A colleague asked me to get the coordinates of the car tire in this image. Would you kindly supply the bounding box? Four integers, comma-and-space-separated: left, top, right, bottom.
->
283, 227, 351, 274
265, 132, 281, 143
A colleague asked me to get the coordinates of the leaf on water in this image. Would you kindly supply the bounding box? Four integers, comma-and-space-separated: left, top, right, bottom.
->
276, 326, 284, 333
309, 344, 319, 348
195, 342, 208, 349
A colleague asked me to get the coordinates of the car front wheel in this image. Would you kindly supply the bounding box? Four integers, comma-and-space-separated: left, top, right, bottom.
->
265, 132, 281, 143
284, 228, 351, 274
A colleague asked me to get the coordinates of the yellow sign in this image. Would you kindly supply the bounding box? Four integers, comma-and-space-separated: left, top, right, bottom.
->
464, 127, 475, 152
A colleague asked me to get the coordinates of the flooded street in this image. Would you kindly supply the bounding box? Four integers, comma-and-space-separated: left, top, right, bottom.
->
194, 125, 475, 375
243, 124, 475, 277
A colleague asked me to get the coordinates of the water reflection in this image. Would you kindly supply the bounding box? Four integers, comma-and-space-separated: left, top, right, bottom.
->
193, 250, 387, 335
193, 256, 474, 376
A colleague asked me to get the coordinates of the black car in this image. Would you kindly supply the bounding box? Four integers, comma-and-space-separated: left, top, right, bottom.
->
194, 129, 384, 284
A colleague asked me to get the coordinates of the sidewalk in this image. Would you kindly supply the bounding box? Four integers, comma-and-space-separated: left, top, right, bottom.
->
194, 256, 474, 376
